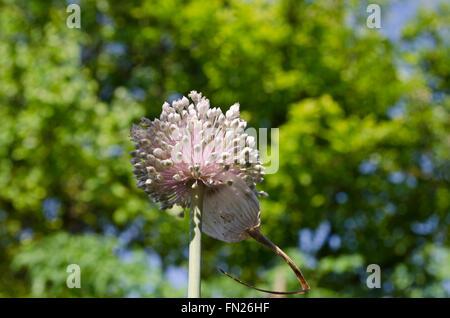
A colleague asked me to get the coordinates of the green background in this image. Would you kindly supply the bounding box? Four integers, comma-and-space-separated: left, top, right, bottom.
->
0, 0, 448, 297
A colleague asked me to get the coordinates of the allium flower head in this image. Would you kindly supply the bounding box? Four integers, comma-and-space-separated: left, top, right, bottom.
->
131, 91, 267, 243
131, 91, 310, 293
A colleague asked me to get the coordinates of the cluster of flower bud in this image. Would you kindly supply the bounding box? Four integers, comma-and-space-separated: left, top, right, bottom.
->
130, 91, 267, 210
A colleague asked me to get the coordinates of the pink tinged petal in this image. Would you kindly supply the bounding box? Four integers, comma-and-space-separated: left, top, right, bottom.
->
202, 172, 260, 243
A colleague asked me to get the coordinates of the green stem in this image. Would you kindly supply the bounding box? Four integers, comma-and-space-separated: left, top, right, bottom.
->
188, 181, 204, 298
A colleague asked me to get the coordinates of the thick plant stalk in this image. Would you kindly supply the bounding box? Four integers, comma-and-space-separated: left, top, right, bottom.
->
188, 182, 204, 298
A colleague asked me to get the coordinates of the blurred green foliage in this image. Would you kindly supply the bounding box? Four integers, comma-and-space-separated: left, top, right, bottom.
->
0, 0, 448, 297
12, 232, 160, 297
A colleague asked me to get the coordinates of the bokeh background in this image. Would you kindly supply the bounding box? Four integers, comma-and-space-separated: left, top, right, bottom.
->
0, 0, 449, 297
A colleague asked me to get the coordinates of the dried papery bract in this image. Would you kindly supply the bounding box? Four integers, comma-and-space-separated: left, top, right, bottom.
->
202, 172, 310, 293
202, 172, 260, 243
130, 91, 309, 296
